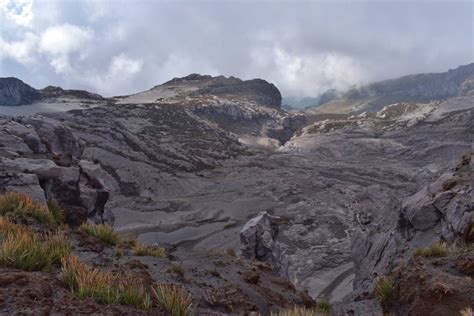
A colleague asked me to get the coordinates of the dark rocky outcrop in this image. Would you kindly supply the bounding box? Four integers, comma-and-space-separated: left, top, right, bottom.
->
0, 77, 41, 106
40, 86, 104, 100
240, 212, 289, 276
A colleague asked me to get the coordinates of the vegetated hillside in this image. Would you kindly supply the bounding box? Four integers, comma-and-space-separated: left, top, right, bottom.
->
311, 62, 474, 114
0, 192, 314, 315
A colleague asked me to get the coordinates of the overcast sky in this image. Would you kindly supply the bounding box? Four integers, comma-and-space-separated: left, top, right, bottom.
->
0, 0, 472, 98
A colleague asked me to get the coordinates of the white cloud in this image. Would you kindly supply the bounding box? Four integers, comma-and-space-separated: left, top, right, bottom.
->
76, 54, 143, 95
39, 24, 93, 73
251, 46, 370, 97
107, 54, 143, 79
1, 0, 34, 27
0, 32, 38, 64
39, 24, 93, 56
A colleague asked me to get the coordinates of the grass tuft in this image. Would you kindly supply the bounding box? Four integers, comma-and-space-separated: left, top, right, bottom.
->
167, 264, 185, 278
45, 233, 72, 265
133, 242, 166, 258
0, 192, 55, 225
0, 229, 50, 271
374, 276, 394, 308
61, 254, 151, 309
413, 241, 448, 258
152, 283, 193, 316
315, 300, 331, 313
47, 200, 65, 225
80, 222, 119, 246
271, 306, 330, 316
460, 306, 472, 316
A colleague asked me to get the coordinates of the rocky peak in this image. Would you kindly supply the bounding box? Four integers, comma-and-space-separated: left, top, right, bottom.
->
40, 86, 104, 100
127, 74, 282, 108
0, 77, 41, 106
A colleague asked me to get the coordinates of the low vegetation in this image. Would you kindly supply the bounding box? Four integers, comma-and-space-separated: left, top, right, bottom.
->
271, 306, 331, 316
45, 233, 72, 265
315, 300, 332, 313
0, 192, 57, 225
80, 222, 119, 246
374, 276, 394, 308
47, 200, 65, 226
61, 254, 152, 309
0, 217, 72, 271
167, 264, 185, 278
460, 306, 472, 316
0, 228, 50, 271
413, 241, 448, 258
152, 283, 193, 316
133, 242, 166, 258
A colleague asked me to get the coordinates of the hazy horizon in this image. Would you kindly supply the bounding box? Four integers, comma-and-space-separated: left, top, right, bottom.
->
1, 0, 473, 99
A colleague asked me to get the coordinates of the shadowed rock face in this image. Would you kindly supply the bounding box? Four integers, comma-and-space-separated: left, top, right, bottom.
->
0, 78, 41, 106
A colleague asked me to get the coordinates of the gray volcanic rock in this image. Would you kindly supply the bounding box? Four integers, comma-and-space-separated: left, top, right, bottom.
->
312, 63, 474, 113
162, 74, 282, 108
40, 86, 104, 100
0, 77, 41, 106
344, 153, 472, 314
0, 67, 473, 313
240, 211, 288, 276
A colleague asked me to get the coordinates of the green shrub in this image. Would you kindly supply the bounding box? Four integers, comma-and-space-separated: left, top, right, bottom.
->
80, 222, 119, 246
152, 283, 193, 316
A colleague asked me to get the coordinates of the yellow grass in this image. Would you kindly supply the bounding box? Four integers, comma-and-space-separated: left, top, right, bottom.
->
61, 254, 151, 309
413, 241, 448, 258
0, 229, 50, 271
80, 222, 119, 246
152, 283, 193, 316
0, 192, 56, 224
271, 306, 330, 316
133, 242, 166, 258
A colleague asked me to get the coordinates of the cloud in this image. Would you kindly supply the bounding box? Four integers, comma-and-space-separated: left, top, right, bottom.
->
0, 1, 472, 98
107, 54, 142, 79
1, 0, 33, 27
0, 32, 38, 64
39, 24, 93, 73
250, 46, 369, 97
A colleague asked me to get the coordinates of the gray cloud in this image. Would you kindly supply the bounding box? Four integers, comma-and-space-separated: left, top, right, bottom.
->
0, 0, 472, 98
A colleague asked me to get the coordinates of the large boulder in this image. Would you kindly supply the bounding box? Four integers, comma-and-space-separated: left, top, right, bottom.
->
240, 211, 288, 275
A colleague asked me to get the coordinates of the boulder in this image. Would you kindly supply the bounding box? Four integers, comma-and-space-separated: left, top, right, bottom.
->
240, 211, 288, 275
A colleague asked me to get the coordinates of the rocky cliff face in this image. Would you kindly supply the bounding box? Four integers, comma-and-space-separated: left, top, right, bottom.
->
312, 63, 474, 114
0, 77, 41, 106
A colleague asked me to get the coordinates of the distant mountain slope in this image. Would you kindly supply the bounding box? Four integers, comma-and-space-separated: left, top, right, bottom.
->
117, 74, 282, 108
0, 77, 41, 106
313, 63, 474, 114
